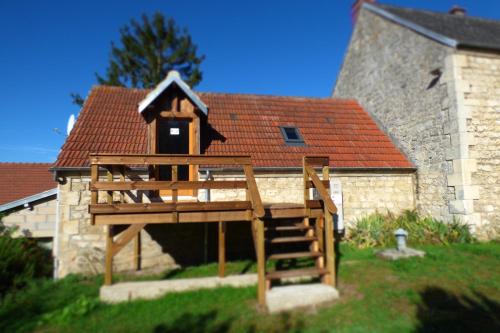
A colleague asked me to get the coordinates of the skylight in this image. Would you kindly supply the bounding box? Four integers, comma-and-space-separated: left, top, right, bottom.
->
280, 126, 305, 146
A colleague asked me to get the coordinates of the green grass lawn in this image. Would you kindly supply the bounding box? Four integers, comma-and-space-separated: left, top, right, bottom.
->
1, 242, 499, 333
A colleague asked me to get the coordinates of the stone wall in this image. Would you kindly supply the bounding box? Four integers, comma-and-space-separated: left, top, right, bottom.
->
449, 51, 500, 238
55, 170, 415, 277
2, 197, 56, 239
333, 8, 454, 221
207, 171, 416, 228
55, 171, 176, 278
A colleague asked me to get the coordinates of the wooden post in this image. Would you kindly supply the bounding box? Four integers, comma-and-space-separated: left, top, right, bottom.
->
255, 218, 266, 306
316, 215, 325, 269
106, 166, 113, 204
119, 165, 125, 203
90, 164, 98, 225
324, 211, 335, 286
303, 157, 311, 227
322, 164, 336, 287
133, 231, 141, 271
105, 225, 114, 285
218, 221, 226, 278
172, 165, 178, 202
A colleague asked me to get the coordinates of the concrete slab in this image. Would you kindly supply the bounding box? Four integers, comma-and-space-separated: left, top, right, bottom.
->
100, 274, 257, 303
376, 248, 425, 260
266, 284, 339, 313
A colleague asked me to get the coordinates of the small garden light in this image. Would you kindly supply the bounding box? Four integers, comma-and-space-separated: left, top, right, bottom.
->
394, 228, 408, 251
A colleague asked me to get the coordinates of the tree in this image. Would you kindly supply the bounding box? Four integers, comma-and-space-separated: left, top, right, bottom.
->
71, 12, 204, 106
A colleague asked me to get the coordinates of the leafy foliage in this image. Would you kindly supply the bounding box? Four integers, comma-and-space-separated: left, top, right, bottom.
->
71, 12, 204, 107
38, 294, 99, 326
0, 219, 52, 296
347, 210, 474, 248
97, 12, 204, 88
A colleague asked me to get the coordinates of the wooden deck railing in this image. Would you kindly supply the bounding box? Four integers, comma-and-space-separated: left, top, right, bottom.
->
89, 153, 265, 223
303, 156, 337, 286
88, 153, 266, 289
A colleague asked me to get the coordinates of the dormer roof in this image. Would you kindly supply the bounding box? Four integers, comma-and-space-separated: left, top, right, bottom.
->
137, 71, 208, 115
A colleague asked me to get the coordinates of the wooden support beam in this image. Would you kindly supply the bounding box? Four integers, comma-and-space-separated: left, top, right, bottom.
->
93, 210, 253, 225
134, 232, 141, 271
119, 165, 125, 203
305, 180, 330, 189
90, 201, 252, 214
255, 218, 266, 306
111, 223, 146, 257
106, 166, 113, 204
90, 164, 98, 225
323, 211, 335, 286
104, 225, 113, 285
160, 110, 196, 118
218, 221, 226, 278
172, 165, 178, 202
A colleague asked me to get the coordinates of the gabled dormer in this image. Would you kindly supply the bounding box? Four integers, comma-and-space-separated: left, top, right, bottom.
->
138, 71, 208, 198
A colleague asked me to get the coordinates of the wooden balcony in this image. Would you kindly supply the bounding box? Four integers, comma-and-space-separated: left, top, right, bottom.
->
88, 154, 337, 308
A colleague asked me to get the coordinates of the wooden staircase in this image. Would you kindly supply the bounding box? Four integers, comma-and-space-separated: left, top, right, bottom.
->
256, 155, 338, 298
265, 216, 329, 286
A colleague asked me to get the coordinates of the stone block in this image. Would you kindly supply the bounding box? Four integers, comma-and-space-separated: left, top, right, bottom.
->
449, 199, 474, 215
266, 284, 339, 313
454, 185, 479, 200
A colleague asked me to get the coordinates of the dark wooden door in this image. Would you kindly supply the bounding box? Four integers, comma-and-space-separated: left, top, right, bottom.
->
158, 119, 190, 185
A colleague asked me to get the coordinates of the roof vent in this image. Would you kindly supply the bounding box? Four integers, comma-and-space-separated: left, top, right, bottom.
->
449, 5, 466, 16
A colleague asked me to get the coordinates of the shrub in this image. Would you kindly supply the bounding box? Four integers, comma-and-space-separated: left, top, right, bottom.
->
0, 219, 52, 296
347, 210, 474, 248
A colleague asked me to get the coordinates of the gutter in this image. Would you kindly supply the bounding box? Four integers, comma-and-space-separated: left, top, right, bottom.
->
0, 188, 58, 212
52, 165, 416, 175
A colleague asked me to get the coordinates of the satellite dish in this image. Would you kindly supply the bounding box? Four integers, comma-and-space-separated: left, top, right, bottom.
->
66, 114, 76, 135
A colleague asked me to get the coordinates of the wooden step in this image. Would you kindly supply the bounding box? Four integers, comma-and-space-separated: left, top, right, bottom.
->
266, 224, 313, 231
266, 267, 329, 280
268, 251, 322, 260
269, 236, 317, 244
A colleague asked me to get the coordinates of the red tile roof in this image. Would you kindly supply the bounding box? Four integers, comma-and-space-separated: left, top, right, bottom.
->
0, 163, 56, 205
54, 86, 414, 170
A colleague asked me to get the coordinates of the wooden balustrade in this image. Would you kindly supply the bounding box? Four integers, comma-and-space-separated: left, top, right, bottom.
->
303, 156, 337, 287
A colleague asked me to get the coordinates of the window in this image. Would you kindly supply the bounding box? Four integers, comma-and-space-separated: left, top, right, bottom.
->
280, 126, 305, 146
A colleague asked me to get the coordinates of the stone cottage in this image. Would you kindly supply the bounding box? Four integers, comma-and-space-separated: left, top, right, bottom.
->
334, 1, 500, 239
50, 71, 415, 277
0, 162, 57, 247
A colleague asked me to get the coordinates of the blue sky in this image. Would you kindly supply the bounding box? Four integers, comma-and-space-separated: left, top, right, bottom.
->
0, 0, 499, 162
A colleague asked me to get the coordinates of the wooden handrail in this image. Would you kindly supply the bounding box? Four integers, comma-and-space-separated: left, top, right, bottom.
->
89, 154, 265, 220
304, 164, 337, 215
90, 154, 252, 166
243, 165, 265, 218
91, 180, 248, 191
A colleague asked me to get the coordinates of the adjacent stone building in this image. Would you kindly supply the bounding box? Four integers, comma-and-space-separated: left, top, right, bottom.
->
51, 72, 415, 277
0, 163, 57, 246
334, 1, 500, 239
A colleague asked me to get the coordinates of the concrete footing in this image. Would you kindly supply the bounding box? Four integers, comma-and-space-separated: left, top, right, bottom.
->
376, 247, 426, 260
266, 284, 339, 313
100, 274, 257, 303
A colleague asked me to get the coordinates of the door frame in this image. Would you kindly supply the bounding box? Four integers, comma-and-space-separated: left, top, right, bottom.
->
149, 96, 200, 201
